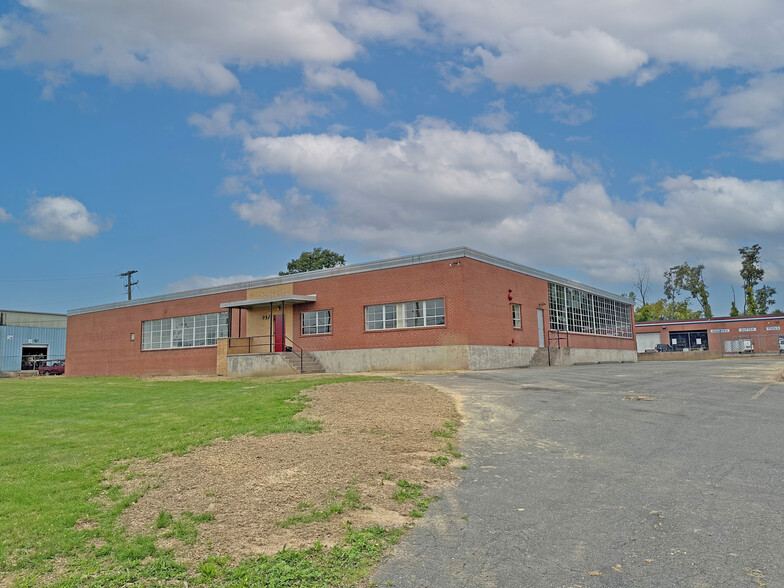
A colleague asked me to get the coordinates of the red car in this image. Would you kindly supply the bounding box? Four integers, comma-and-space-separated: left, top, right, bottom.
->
38, 360, 65, 376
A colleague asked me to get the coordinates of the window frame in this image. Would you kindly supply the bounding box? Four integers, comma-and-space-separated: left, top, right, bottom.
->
141, 311, 229, 351
365, 298, 445, 332
512, 303, 522, 329
547, 283, 632, 338
301, 309, 332, 336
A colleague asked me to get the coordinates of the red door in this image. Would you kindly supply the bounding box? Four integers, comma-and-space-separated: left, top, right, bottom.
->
273, 314, 284, 351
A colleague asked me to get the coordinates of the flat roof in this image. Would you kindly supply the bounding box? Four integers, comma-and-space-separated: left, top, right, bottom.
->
68, 246, 631, 316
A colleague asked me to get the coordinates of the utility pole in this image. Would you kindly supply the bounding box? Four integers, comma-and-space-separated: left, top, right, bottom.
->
119, 270, 138, 300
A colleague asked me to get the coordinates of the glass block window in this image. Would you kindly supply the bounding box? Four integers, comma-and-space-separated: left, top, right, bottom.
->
548, 283, 632, 338
512, 303, 521, 329
302, 310, 331, 335
142, 311, 228, 350
365, 298, 445, 331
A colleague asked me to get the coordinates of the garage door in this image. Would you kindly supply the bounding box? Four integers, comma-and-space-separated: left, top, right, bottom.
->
636, 332, 660, 353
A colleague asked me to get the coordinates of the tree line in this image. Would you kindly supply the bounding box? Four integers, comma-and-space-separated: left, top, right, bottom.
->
631, 244, 779, 322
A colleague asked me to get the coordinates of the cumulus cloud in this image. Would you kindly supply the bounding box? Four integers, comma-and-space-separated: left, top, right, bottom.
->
227, 117, 784, 283
471, 28, 648, 93
473, 99, 513, 131
22, 196, 111, 242
304, 65, 382, 107
5, 0, 784, 97
703, 73, 784, 160
3, 0, 360, 94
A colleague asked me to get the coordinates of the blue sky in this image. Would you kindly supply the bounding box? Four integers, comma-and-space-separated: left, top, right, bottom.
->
2, 0, 784, 315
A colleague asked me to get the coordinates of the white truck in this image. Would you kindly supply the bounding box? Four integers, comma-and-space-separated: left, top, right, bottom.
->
724, 339, 754, 353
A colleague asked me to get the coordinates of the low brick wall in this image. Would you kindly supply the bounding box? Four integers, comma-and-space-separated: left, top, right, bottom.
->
637, 350, 723, 361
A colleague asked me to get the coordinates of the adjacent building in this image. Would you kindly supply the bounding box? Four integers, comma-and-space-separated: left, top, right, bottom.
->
66, 247, 637, 377
635, 315, 784, 354
0, 310, 67, 371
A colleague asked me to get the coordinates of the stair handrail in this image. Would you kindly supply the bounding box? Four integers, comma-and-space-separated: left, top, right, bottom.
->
283, 335, 304, 372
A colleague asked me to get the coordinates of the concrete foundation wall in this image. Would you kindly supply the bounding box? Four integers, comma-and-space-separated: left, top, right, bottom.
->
571, 348, 638, 364
227, 353, 296, 376
637, 350, 722, 362
467, 346, 539, 370
310, 344, 637, 373
309, 345, 470, 373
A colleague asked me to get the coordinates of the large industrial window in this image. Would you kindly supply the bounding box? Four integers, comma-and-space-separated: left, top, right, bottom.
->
141, 311, 228, 350
548, 283, 632, 338
365, 298, 445, 330
302, 310, 331, 335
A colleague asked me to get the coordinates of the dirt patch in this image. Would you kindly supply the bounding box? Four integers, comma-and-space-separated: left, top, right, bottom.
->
115, 380, 460, 564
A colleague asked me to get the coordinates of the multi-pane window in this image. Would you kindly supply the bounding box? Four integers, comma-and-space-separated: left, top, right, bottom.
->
142, 311, 228, 350
365, 298, 445, 331
548, 283, 632, 338
512, 303, 521, 328
302, 310, 331, 335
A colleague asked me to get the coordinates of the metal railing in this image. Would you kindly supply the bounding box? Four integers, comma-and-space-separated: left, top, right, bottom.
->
546, 329, 569, 367
227, 335, 304, 372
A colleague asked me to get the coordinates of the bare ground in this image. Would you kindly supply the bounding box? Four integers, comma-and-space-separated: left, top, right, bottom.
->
113, 379, 461, 565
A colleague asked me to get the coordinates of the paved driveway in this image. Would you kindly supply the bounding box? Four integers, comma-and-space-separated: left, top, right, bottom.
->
373, 360, 784, 587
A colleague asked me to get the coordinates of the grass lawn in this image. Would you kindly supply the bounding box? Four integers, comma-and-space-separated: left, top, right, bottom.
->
0, 375, 398, 586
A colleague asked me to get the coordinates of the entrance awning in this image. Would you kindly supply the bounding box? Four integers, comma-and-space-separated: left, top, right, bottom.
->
220, 294, 316, 310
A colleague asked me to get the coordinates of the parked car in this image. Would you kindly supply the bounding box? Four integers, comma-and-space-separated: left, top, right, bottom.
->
655, 344, 676, 352
38, 360, 65, 376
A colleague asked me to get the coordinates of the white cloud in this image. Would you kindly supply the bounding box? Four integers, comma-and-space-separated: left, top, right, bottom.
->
470, 28, 648, 93
229, 118, 784, 284
22, 196, 111, 242
4, 0, 360, 94
705, 73, 784, 160
166, 274, 269, 293
473, 99, 513, 131
251, 91, 331, 135
189, 93, 330, 138
188, 103, 243, 137
5, 0, 784, 97
0, 207, 12, 222
38, 69, 69, 100
304, 65, 382, 107
537, 92, 594, 126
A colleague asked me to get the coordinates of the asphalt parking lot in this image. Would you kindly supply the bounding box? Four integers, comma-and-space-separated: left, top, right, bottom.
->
373, 359, 784, 587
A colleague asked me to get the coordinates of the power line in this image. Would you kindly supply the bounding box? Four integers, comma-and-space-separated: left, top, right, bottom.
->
0, 274, 113, 283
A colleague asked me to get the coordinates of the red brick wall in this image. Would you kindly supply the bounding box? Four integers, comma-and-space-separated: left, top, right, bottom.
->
66, 291, 246, 377
290, 258, 470, 351
289, 257, 634, 352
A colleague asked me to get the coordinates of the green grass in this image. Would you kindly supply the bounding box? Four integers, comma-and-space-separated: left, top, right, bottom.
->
0, 375, 379, 581
277, 486, 364, 528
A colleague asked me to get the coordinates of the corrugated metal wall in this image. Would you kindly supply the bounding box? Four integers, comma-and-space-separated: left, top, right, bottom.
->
0, 326, 67, 371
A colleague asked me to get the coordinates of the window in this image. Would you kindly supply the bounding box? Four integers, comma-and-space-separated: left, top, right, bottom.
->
512, 304, 521, 329
365, 298, 445, 331
302, 310, 331, 335
142, 311, 228, 350
548, 283, 631, 338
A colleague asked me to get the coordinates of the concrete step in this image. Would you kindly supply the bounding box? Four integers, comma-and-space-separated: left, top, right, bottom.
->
278, 351, 327, 374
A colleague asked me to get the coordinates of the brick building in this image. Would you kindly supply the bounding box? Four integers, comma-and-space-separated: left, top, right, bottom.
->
66, 248, 637, 377
635, 315, 784, 354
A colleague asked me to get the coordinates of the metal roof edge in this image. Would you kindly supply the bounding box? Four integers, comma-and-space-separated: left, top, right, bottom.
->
636, 314, 784, 328
68, 246, 630, 315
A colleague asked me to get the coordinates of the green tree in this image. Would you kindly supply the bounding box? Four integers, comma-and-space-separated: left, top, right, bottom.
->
635, 298, 702, 322
755, 285, 777, 315
729, 300, 740, 317
279, 248, 346, 275
737, 244, 776, 316
663, 262, 712, 318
